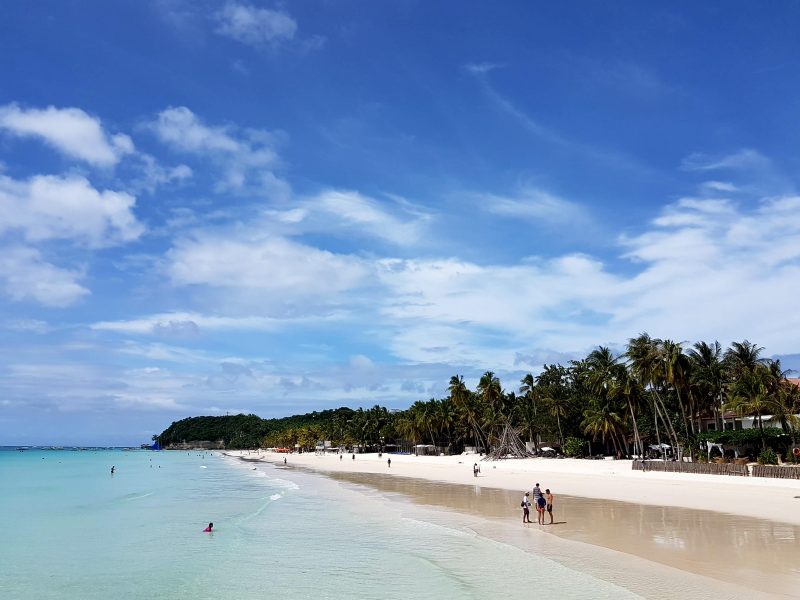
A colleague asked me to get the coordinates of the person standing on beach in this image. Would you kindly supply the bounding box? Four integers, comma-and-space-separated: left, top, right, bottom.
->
536, 493, 547, 524
532, 483, 544, 524
545, 489, 554, 524
532, 483, 542, 502
352, 453, 355, 461
473, 463, 479, 477
387, 457, 391, 468
521, 492, 531, 523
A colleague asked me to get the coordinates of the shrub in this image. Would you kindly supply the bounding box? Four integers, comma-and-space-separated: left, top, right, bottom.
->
757, 448, 778, 465
563, 437, 587, 458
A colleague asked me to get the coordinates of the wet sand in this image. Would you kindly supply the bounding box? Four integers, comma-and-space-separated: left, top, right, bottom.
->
324, 471, 799, 597
229, 451, 800, 597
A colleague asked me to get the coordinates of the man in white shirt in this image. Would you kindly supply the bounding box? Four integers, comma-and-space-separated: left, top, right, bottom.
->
521, 492, 531, 523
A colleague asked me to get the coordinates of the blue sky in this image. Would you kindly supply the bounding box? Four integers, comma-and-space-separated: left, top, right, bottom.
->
3, 1, 800, 445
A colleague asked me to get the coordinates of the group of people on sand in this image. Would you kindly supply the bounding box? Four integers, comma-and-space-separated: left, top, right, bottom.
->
521, 482, 554, 525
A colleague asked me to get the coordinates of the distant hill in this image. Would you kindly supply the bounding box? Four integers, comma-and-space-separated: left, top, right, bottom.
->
156, 408, 356, 449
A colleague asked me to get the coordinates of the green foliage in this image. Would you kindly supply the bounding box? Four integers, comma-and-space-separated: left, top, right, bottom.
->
563, 437, 587, 458
156, 335, 800, 458
757, 448, 778, 465
159, 408, 357, 449
697, 428, 786, 445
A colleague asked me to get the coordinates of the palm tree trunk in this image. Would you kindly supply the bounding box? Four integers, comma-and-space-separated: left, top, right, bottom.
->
628, 400, 642, 458
652, 388, 679, 454
556, 412, 563, 447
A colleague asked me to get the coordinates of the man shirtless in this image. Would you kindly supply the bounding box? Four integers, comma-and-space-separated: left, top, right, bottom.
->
545, 489, 554, 524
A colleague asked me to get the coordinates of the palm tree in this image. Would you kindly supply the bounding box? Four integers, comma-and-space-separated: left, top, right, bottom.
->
687, 341, 725, 431
477, 371, 505, 444
775, 379, 800, 446
449, 375, 485, 452
724, 340, 766, 379
626, 333, 679, 456
726, 363, 782, 448
661, 340, 689, 427
582, 398, 626, 456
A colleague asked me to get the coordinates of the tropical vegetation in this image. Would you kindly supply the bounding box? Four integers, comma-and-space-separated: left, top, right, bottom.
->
157, 335, 800, 459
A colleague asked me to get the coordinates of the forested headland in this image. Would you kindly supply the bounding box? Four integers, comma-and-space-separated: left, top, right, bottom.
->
156, 335, 800, 464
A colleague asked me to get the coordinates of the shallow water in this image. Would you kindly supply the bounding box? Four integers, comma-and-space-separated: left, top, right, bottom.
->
325, 471, 800, 597
1, 449, 646, 599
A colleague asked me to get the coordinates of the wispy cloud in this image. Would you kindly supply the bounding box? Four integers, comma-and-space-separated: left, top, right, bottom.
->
148, 106, 289, 197
214, 2, 297, 47
701, 180, 739, 193
475, 188, 590, 226
463, 63, 651, 174
463, 62, 504, 75
266, 189, 433, 246
91, 312, 301, 334
680, 148, 771, 172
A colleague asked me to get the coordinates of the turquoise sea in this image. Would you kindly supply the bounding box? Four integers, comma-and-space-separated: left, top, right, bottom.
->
0, 448, 684, 599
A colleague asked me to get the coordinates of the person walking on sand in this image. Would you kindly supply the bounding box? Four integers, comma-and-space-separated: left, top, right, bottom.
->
387, 457, 391, 468
473, 463, 479, 477
545, 488, 554, 524
521, 492, 532, 523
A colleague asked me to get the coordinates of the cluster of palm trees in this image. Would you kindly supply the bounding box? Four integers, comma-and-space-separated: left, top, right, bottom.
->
263, 335, 799, 458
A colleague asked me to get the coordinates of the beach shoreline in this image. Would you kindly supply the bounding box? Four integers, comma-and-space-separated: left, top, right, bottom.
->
223, 450, 800, 599
227, 450, 800, 526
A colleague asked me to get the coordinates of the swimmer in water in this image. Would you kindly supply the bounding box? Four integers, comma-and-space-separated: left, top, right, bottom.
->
110, 465, 115, 474
203, 522, 213, 532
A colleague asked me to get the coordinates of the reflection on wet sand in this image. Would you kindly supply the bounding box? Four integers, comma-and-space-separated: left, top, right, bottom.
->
329, 471, 800, 597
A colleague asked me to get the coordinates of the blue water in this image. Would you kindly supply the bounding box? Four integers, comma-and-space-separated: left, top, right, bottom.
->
0, 449, 642, 599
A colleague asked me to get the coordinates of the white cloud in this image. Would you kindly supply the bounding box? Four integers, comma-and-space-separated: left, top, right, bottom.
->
3, 319, 50, 334
0, 104, 133, 166
267, 189, 432, 246
0, 174, 144, 248
152, 106, 244, 154
91, 312, 291, 334
132, 154, 192, 193
149, 106, 287, 196
0, 245, 89, 306
701, 180, 739, 193
681, 148, 770, 172
463, 62, 504, 75
477, 188, 589, 226
167, 233, 368, 300
214, 3, 297, 47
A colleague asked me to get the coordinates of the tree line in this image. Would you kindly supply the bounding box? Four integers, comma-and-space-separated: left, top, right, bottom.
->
158, 335, 800, 461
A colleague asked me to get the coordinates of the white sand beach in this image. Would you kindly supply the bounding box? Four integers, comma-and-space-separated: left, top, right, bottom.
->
230, 450, 800, 526
223, 450, 800, 598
